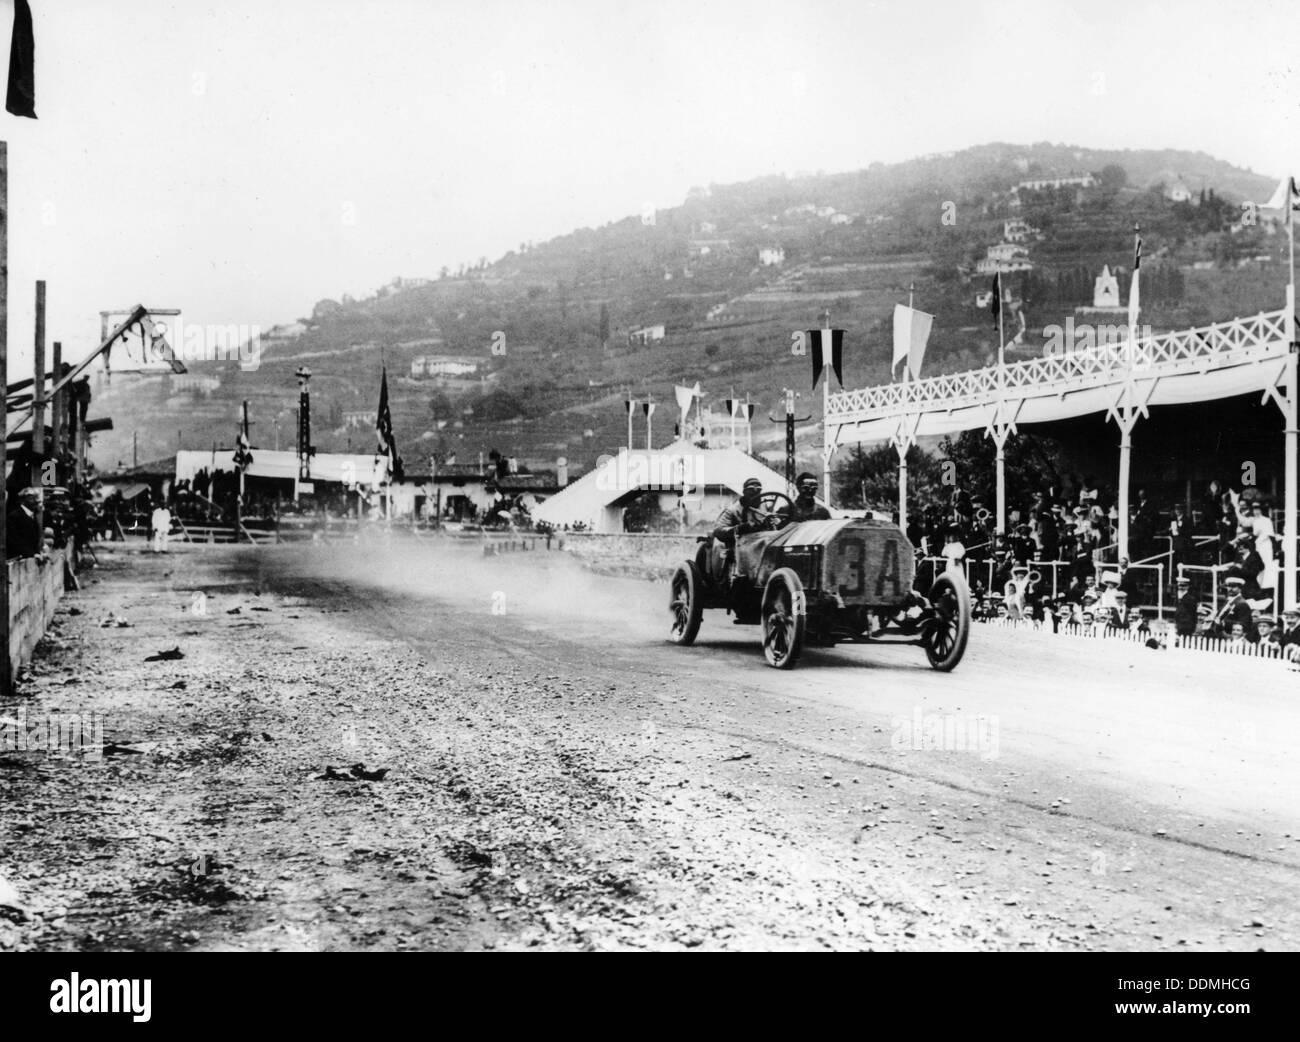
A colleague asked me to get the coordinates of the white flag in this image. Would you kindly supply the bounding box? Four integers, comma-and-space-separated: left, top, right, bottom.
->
1128, 229, 1142, 335
892, 304, 933, 380
1261, 175, 1299, 217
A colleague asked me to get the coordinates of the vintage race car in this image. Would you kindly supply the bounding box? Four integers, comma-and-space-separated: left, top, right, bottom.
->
668, 492, 970, 670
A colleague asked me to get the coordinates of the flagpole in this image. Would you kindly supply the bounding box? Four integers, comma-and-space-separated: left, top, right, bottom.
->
730, 386, 737, 449
996, 274, 1006, 538
821, 311, 832, 508
1286, 184, 1298, 611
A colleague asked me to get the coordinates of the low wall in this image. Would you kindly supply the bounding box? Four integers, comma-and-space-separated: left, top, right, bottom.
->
556, 531, 700, 581
8, 544, 73, 676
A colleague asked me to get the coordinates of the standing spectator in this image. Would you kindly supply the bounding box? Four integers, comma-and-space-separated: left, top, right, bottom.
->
1256, 616, 1279, 648
1216, 496, 1238, 563
1169, 505, 1192, 570
1214, 577, 1255, 639
1039, 504, 1061, 560
1225, 534, 1264, 598
1174, 576, 1198, 637
940, 524, 965, 573
1243, 501, 1277, 595
1130, 488, 1154, 558
150, 502, 172, 553
5, 487, 43, 560
1117, 558, 1142, 603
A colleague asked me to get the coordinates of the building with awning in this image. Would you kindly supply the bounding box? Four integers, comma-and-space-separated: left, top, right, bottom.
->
822, 302, 1299, 604
174, 448, 389, 487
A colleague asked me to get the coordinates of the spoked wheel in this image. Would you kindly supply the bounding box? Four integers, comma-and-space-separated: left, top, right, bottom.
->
761, 567, 806, 669
923, 570, 971, 671
668, 561, 704, 646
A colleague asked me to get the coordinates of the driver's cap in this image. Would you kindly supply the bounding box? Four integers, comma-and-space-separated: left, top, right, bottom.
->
742, 478, 763, 492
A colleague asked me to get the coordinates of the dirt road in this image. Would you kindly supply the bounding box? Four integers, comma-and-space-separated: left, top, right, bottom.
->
2, 539, 1297, 950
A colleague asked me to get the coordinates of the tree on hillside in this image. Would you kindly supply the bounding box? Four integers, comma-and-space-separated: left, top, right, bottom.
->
599, 302, 610, 350
833, 444, 943, 516
428, 390, 452, 420
1098, 164, 1128, 190
937, 429, 1076, 511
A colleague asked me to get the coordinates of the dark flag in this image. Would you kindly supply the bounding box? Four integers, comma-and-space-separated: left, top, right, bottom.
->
807, 328, 844, 388
6, 0, 35, 119
376, 365, 403, 481
989, 272, 1001, 332
1128, 225, 1142, 333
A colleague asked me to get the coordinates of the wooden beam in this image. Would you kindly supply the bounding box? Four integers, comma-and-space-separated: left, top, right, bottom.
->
1, 141, 9, 697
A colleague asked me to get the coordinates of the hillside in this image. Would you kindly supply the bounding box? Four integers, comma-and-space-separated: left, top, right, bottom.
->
88, 142, 1284, 480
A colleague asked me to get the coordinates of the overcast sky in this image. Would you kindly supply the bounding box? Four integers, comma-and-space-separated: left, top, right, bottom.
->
4, 0, 1299, 376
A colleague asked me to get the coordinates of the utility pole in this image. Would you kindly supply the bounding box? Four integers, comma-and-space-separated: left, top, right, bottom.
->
31, 281, 45, 551
51, 341, 64, 467
1, 142, 8, 698
296, 366, 312, 498
770, 388, 812, 497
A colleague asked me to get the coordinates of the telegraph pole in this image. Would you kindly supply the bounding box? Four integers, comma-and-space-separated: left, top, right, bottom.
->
296, 366, 313, 499
31, 281, 45, 551
769, 388, 812, 497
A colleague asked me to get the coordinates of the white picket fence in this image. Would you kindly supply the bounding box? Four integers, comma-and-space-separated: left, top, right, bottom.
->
982, 616, 1297, 666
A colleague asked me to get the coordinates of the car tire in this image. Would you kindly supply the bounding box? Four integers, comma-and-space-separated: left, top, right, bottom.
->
761, 567, 806, 669
923, 570, 971, 671
669, 561, 704, 646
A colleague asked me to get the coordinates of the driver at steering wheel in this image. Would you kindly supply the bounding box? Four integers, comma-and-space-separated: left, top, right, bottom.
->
712, 478, 783, 585
713, 477, 780, 546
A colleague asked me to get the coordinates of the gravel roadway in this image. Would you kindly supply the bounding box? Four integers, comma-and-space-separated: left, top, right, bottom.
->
2, 537, 1298, 951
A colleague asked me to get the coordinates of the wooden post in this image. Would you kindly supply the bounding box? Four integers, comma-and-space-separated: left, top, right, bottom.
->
1284, 346, 1298, 610
896, 443, 908, 533
32, 280, 45, 550
51, 340, 63, 464
1, 141, 9, 697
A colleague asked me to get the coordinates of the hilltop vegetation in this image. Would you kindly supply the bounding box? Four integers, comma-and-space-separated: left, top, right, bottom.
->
91, 143, 1284, 477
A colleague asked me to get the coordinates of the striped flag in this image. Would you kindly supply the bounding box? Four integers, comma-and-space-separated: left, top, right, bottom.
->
807, 328, 844, 388
6, 0, 35, 119
1128, 227, 1142, 333
641, 401, 655, 418
376, 365, 403, 480
892, 303, 934, 380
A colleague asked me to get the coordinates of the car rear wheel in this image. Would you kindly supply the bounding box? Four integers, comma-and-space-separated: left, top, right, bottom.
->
761, 567, 806, 669
923, 570, 971, 671
668, 561, 704, 646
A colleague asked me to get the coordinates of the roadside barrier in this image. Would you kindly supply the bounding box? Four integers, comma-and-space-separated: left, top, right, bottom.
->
982, 615, 1296, 665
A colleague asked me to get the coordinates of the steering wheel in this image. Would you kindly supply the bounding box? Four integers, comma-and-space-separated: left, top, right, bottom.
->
756, 491, 794, 529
